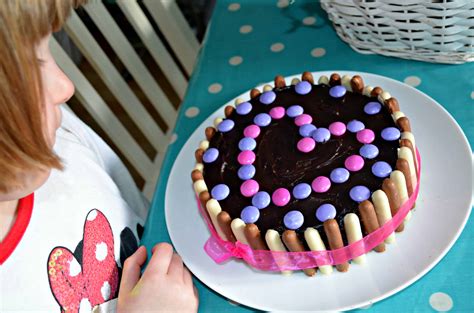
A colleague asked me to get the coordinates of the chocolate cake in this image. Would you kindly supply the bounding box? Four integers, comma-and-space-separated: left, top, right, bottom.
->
191, 72, 418, 276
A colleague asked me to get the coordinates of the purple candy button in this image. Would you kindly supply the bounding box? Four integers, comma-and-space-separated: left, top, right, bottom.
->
211, 184, 230, 201
359, 144, 379, 159
236, 102, 252, 115
330, 168, 350, 183
329, 85, 346, 98
295, 81, 312, 95
381, 127, 401, 141
259, 91, 276, 105
286, 105, 304, 118
312, 127, 331, 143
347, 120, 365, 133
217, 119, 235, 132
292, 183, 311, 199
237, 164, 255, 180
254, 113, 272, 127
252, 191, 271, 209
372, 161, 392, 178
238, 137, 256, 151
241, 206, 260, 223
283, 210, 304, 230
299, 124, 317, 137
316, 203, 336, 222
364, 101, 382, 115
203, 148, 219, 163
349, 185, 371, 202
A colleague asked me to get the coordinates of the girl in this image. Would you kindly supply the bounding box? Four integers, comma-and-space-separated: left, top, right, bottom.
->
0, 1, 198, 312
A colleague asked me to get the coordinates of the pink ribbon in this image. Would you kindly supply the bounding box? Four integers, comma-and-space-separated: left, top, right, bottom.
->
198, 149, 421, 271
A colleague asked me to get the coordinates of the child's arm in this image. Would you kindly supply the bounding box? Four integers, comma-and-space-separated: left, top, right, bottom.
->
117, 243, 199, 313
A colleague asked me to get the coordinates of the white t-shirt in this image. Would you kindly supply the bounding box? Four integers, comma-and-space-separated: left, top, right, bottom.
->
0, 108, 149, 312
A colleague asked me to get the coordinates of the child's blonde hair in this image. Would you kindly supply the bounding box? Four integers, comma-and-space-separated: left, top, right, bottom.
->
0, 0, 85, 192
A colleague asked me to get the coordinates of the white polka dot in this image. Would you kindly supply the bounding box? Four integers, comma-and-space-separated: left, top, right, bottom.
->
227, 299, 241, 306
228, 3, 240, 11
404, 76, 421, 87
95, 242, 108, 261
101, 281, 111, 301
270, 42, 285, 52
79, 298, 92, 313
470, 91, 474, 99
69, 258, 81, 277
303, 16, 316, 25
311, 47, 326, 57
208, 83, 222, 94
277, 0, 290, 8
229, 56, 243, 66
429, 292, 453, 312
239, 25, 253, 34
169, 133, 177, 144
185, 107, 200, 118
360, 303, 373, 309
86, 209, 98, 221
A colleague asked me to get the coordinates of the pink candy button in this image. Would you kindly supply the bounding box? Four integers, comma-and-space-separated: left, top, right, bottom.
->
243, 124, 261, 138
238, 150, 256, 165
356, 129, 375, 144
297, 137, 316, 153
269, 106, 285, 119
241, 179, 259, 197
272, 188, 291, 206
312, 176, 331, 193
329, 121, 346, 136
345, 155, 364, 172
294, 114, 313, 126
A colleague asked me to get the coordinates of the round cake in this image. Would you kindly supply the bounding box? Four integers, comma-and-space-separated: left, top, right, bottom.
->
191, 72, 418, 276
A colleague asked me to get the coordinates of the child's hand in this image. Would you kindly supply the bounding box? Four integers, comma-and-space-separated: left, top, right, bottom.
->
117, 243, 199, 313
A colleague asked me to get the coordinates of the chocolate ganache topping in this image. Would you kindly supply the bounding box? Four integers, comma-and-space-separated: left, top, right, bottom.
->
202, 82, 400, 245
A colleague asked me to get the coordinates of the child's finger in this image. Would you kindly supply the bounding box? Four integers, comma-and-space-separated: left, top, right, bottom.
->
119, 246, 147, 294
167, 253, 184, 279
144, 243, 174, 278
183, 266, 193, 286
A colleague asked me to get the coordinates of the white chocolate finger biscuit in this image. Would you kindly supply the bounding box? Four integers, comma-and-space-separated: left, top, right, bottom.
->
392, 111, 405, 123
213, 117, 223, 128
341, 75, 352, 91
234, 97, 244, 105
263, 84, 273, 92
230, 218, 250, 245
194, 163, 204, 171
401, 131, 418, 170
318, 75, 329, 85
304, 228, 333, 275
199, 140, 209, 150
343, 214, 366, 265
390, 170, 412, 222
265, 229, 292, 275
398, 147, 417, 193
372, 190, 395, 243
206, 199, 227, 240
193, 179, 207, 194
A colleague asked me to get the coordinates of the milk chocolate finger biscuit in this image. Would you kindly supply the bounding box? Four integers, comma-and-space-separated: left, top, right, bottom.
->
382, 178, 404, 232
304, 228, 333, 274
244, 224, 268, 250
358, 200, 386, 252
324, 219, 349, 272
217, 211, 236, 242
282, 230, 317, 277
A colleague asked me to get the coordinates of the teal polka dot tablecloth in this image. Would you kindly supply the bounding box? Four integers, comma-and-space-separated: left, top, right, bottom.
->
142, 1, 474, 312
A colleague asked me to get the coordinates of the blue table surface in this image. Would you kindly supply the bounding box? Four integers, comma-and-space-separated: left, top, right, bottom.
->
142, 1, 474, 311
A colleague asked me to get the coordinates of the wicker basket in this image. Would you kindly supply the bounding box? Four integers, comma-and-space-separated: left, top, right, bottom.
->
321, 0, 474, 64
